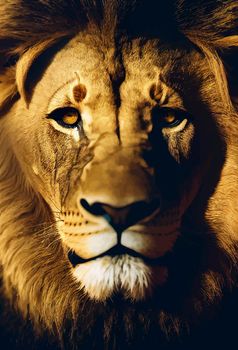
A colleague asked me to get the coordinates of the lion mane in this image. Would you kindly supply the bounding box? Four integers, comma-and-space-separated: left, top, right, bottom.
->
1, 1, 238, 349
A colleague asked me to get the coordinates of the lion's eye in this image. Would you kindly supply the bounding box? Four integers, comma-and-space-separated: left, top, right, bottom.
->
154, 108, 187, 129
163, 114, 177, 125
47, 107, 81, 128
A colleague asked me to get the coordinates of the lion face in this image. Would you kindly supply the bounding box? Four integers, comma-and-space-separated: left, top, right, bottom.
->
1, 1, 238, 347
6, 31, 230, 305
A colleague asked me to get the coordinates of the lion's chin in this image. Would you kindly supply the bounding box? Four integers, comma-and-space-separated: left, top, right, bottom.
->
72, 255, 168, 301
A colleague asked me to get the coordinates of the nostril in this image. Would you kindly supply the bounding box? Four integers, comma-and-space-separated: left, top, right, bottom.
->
80, 197, 160, 233
80, 199, 117, 228
123, 198, 161, 227
80, 199, 105, 216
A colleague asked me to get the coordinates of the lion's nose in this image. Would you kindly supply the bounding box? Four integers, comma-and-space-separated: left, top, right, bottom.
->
80, 198, 160, 234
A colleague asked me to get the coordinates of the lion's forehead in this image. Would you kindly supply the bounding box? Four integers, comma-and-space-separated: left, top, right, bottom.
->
32, 35, 197, 116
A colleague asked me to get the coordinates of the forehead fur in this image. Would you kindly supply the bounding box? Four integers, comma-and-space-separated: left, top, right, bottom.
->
0, 0, 237, 115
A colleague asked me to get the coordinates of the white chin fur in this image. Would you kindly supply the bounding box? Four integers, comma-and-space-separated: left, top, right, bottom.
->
72, 255, 168, 301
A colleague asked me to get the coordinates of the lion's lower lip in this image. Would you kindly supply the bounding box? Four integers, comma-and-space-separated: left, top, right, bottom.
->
68, 244, 172, 267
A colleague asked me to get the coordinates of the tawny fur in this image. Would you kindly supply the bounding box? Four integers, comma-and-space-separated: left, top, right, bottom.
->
1, 1, 238, 350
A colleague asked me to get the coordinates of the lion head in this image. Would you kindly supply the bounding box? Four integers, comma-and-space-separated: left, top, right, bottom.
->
1, 0, 238, 348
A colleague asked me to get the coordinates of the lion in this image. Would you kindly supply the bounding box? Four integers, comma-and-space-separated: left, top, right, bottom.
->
0, 0, 238, 349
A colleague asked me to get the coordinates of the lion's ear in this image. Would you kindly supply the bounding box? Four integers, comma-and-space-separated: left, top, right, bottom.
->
187, 34, 238, 111
0, 67, 18, 114
0, 38, 62, 113
214, 36, 238, 104
15, 38, 63, 105
177, 1, 238, 109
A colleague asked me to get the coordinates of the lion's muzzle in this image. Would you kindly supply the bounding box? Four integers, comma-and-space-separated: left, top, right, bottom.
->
59, 145, 181, 265
80, 197, 161, 235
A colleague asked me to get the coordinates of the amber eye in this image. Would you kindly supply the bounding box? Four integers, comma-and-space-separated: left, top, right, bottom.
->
163, 114, 177, 125
47, 107, 81, 128
154, 108, 187, 128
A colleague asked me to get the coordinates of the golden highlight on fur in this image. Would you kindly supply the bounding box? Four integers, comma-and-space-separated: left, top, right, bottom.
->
1, 1, 238, 349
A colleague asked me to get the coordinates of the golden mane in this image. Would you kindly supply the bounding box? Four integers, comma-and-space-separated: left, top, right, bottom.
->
1, 1, 238, 349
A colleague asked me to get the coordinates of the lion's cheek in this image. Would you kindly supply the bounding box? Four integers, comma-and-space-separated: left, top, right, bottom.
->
61, 231, 118, 259
121, 230, 179, 259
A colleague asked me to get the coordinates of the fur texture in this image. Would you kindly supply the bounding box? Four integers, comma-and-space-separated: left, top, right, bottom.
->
1, 1, 238, 349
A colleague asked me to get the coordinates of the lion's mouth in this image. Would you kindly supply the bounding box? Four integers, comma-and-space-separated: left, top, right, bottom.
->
68, 244, 172, 267
70, 249, 170, 301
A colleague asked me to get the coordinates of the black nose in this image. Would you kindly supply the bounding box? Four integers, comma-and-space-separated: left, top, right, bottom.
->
80, 198, 160, 234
